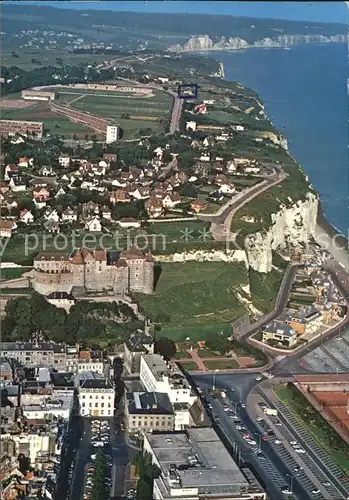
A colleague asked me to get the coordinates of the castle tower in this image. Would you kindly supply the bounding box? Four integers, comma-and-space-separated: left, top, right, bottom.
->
120, 246, 146, 293
143, 251, 154, 295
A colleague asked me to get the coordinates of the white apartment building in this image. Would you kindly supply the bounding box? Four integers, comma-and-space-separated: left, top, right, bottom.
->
140, 354, 196, 406
78, 378, 115, 417
106, 125, 120, 144
76, 360, 105, 375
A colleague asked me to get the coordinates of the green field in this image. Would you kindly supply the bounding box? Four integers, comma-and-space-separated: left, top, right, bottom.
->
1, 87, 173, 139
66, 90, 173, 139
1, 49, 113, 71
136, 261, 248, 333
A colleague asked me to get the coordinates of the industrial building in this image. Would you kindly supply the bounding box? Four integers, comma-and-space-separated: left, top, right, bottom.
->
0, 119, 43, 138
21, 90, 56, 101
143, 427, 266, 499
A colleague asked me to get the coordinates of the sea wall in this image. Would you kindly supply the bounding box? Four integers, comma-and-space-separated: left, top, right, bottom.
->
168, 34, 348, 52
245, 192, 319, 272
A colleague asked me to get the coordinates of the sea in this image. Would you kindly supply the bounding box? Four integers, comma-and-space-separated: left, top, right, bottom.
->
211, 43, 348, 234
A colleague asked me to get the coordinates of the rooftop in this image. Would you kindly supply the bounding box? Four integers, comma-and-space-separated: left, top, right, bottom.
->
126, 391, 173, 415
125, 332, 153, 353
263, 320, 296, 337
142, 354, 191, 389
79, 378, 114, 390
146, 427, 248, 494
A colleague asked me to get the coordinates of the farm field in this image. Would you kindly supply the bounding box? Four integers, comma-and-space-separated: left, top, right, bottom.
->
1, 49, 114, 71
0, 102, 93, 137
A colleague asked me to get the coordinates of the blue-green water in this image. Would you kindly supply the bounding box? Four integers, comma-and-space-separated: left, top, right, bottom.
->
214, 43, 348, 233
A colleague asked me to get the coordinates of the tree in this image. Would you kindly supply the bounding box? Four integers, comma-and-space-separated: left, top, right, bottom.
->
91, 450, 107, 500
178, 183, 198, 198
205, 332, 231, 355
133, 451, 161, 500
155, 337, 176, 361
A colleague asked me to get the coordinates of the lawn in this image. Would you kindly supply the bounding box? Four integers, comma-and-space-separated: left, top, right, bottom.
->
2, 288, 30, 295
147, 219, 211, 246
156, 322, 232, 343
201, 202, 223, 214
197, 349, 219, 358
249, 268, 284, 313
228, 176, 262, 188
177, 361, 199, 371
204, 359, 239, 370
174, 351, 190, 359
136, 261, 248, 332
275, 384, 349, 474
0, 267, 31, 280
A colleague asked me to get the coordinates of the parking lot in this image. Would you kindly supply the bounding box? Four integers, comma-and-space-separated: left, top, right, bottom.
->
82, 419, 113, 500
303, 329, 349, 373
70, 416, 133, 500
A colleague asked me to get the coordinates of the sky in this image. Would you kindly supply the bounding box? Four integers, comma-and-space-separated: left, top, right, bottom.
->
8, 1, 349, 24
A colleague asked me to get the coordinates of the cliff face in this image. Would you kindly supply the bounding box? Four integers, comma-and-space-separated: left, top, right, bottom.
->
154, 193, 318, 273
245, 192, 319, 273
168, 34, 347, 52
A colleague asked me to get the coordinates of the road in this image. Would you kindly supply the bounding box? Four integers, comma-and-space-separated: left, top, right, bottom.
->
192, 373, 349, 500
169, 94, 183, 134
192, 376, 314, 500
196, 166, 286, 242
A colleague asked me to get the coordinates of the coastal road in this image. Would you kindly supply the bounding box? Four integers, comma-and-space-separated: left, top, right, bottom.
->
192, 375, 315, 500
256, 385, 349, 498
198, 169, 286, 241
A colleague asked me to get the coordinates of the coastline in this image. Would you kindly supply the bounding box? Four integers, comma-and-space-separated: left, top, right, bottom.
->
316, 201, 348, 249
173, 39, 347, 54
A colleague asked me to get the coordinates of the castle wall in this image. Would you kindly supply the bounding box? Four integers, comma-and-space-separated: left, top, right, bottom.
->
113, 267, 129, 295
33, 253, 155, 296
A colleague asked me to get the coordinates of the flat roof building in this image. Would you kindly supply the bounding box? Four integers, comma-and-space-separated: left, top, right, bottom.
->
0, 119, 43, 138
144, 427, 266, 499
22, 90, 56, 101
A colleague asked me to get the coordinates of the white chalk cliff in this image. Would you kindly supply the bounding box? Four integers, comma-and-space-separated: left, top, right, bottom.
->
155, 193, 318, 273
168, 34, 348, 52
245, 192, 319, 273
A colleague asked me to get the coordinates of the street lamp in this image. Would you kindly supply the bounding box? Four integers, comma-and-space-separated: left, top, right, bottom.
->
255, 432, 262, 451
286, 473, 294, 493
212, 369, 219, 391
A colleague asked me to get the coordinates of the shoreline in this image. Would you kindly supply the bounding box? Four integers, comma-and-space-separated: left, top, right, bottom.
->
317, 201, 348, 249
